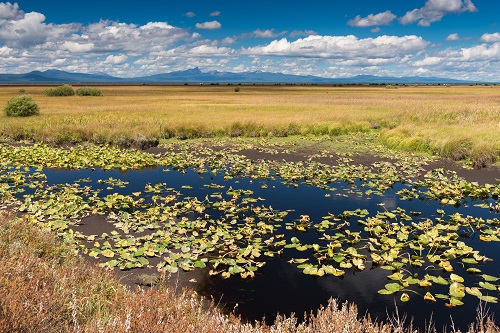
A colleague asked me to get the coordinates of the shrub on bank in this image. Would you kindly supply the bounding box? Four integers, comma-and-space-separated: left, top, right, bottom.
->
76, 87, 103, 96
45, 84, 75, 96
4, 95, 40, 117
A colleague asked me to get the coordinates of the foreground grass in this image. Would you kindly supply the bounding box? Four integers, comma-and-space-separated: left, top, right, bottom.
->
0, 210, 498, 333
0, 85, 499, 166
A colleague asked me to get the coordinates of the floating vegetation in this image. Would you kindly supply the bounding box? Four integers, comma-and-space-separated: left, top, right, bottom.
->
1, 138, 500, 314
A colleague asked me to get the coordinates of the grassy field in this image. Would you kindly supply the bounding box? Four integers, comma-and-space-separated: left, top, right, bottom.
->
1, 85, 499, 166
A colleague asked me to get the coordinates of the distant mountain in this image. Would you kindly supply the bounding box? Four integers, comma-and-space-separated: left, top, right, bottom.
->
0, 70, 122, 83
0, 68, 491, 84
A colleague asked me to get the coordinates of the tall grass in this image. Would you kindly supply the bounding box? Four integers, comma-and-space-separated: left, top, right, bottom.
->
0, 85, 499, 165
0, 211, 498, 333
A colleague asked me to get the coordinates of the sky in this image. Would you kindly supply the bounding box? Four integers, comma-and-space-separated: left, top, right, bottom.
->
0, 0, 499, 80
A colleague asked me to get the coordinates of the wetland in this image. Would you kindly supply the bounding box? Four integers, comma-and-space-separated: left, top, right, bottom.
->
1, 135, 499, 331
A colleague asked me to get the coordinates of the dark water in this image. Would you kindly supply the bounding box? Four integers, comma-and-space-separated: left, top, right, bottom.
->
42, 167, 500, 331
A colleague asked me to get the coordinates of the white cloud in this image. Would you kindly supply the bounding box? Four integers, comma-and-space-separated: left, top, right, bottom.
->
188, 45, 234, 56
221, 37, 236, 45
0, 11, 78, 47
209, 11, 221, 17
184, 12, 196, 18
289, 30, 317, 38
244, 35, 429, 59
51, 58, 66, 66
446, 33, 460, 41
195, 20, 221, 30
62, 41, 95, 52
0, 2, 23, 21
371, 27, 381, 33
79, 20, 192, 52
480, 33, 500, 43
252, 29, 281, 38
415, 67, 429, 74
348, 11, 396, 27
104, 54, 128, 64
461, 42, 500, 61
412, 56, 443, 66
0, 45, 12, 55
400, 0, 478, 27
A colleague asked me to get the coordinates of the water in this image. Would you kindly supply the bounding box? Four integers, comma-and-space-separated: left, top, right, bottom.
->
37, 167, 500, 330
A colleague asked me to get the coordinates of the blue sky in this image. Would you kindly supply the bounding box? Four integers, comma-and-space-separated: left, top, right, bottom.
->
1, 0, 499, 80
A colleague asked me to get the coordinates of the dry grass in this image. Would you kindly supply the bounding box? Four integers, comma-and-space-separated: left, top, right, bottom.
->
0, 85, 499, 164
0, 210, 499, 333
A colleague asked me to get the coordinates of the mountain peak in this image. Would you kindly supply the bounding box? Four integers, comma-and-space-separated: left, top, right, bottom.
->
186, 67, 202, 74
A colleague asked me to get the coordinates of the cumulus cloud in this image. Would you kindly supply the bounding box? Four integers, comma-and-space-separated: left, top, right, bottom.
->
62, 41, 95, 52
252, 29, 281, 38
0, 4, 193, 52
221, 37, 236, 45
0, 45, 12, 55
348, 11, 396, 27
104, 54, 128, 64
195, 20, 221, 30
244, 35, 429, 60
188, 45, 234, 56
73, 20, 193, 53
446, 33, 460, 41
412, 56, 443, 66
0, 10, 79, 47
400, 0, 478, 27
0, 1, 23, 21
480, 33, 500, 43
209, 11, 221, 17
461, 42, 500, 61
289, 30, 317, 38
184, 12, 196, 18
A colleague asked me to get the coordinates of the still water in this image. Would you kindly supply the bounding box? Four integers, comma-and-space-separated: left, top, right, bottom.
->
42, 166, 499, 331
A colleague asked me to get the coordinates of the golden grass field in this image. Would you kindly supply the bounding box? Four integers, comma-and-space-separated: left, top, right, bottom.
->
1, 84, 499, 165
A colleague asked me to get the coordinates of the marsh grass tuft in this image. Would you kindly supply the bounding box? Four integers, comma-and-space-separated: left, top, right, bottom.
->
76, 87, 103, 96
4, 94, 40, 117
45, 84, 75, 96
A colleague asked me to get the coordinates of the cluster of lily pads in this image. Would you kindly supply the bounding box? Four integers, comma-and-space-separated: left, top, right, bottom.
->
1, 137, 500, 309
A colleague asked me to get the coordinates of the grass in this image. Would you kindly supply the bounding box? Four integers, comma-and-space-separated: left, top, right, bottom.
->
0, 210, 498, 333
0, 85, 499, 165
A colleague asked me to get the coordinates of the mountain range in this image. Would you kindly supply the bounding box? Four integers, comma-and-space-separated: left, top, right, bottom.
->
0, 68, 492, 85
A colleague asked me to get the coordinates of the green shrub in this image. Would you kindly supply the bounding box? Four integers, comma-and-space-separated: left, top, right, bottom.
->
44, 84, 75, 96
76, 87, 103, 96
4, 95, 40, 117
18, 88, 25, 93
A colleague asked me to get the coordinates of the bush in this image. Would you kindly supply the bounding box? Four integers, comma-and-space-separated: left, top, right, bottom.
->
76, 86, 103, 96
44, 84, 75, 96
4, 95, 40, 117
